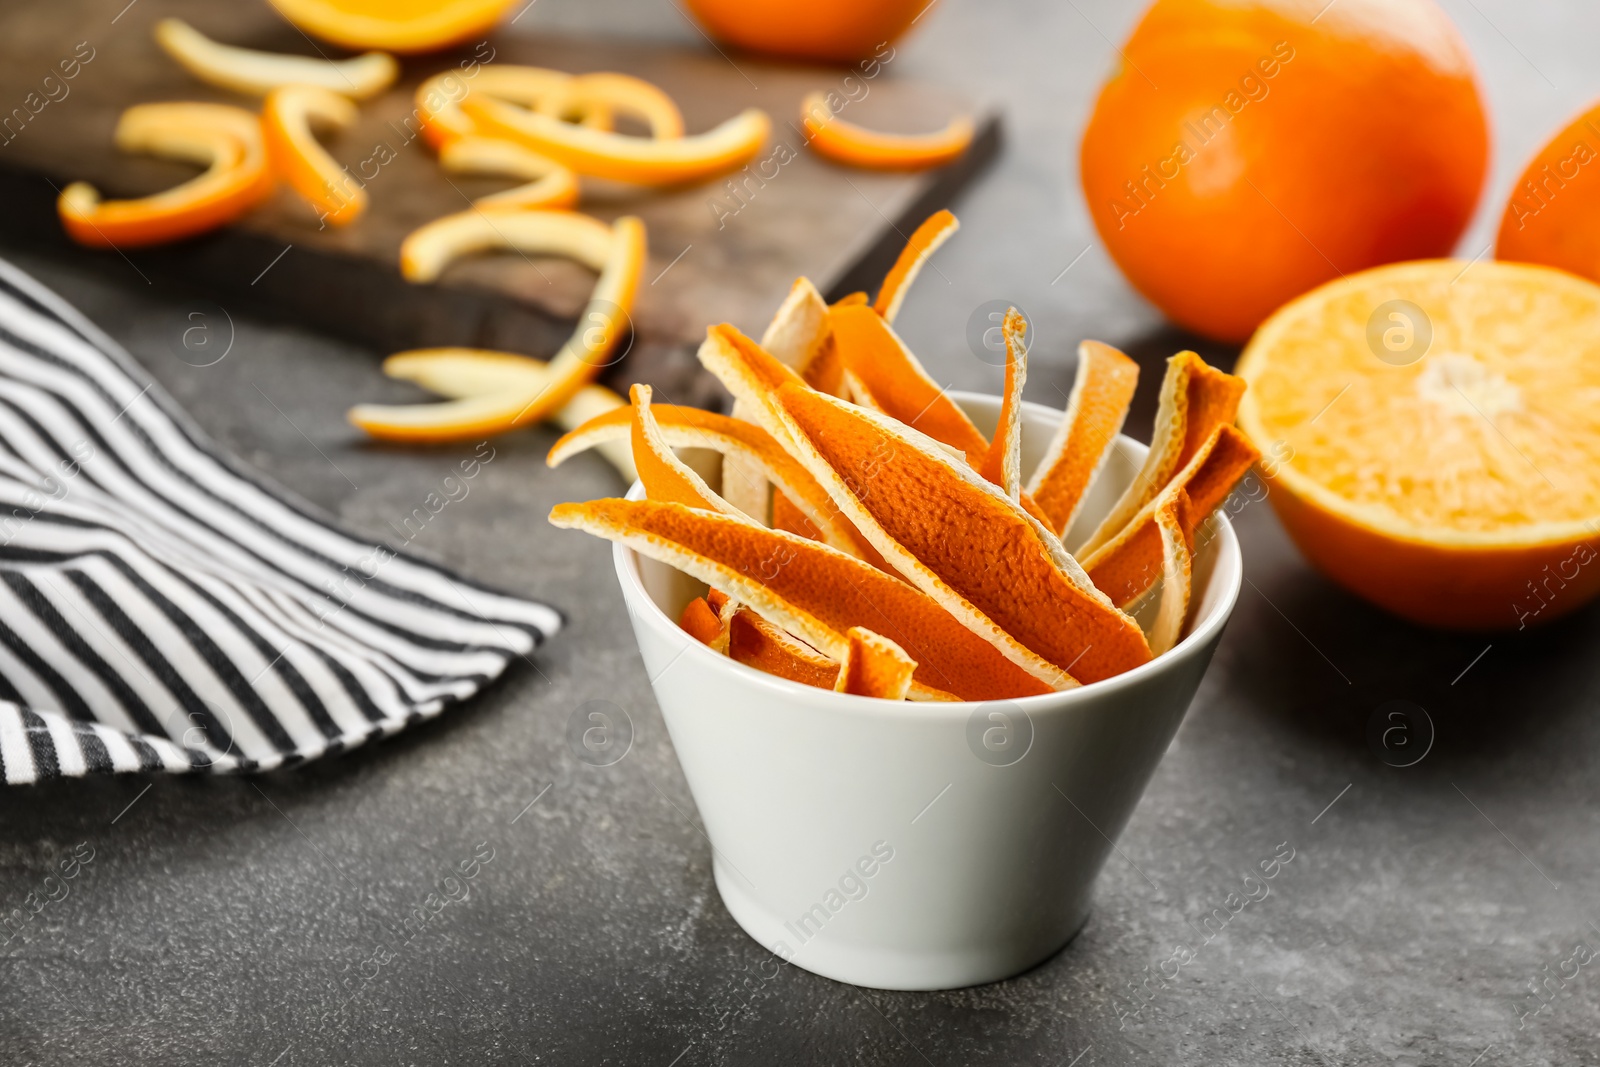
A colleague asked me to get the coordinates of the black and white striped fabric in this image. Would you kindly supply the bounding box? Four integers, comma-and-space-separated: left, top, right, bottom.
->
0, 259, 561, 784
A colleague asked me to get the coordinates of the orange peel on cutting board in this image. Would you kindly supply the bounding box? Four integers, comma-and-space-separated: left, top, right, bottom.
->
801, 92, 974, 171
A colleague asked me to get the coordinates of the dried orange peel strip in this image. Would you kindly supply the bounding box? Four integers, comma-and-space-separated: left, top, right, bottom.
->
438, 137, 580, 210
874, 210, 959, 322
416, 67, 610, 150
382, 348, 635, 480
58, 103, 272, 249
550, 497, 1060, 701
1081, 351, 1246, 555
350, 213, 645, 442
700, 324, 1152, 686
154, 18, 397, 99
801, 92, 975, 171
1146, 493, 1195, 657
630, 385, 736, 514
835, 627, 924, 700
535, 73, 685, 139
1027, 340, 1141, 538
261, 84, 365, 227
1083, 425, 1260, 610
462, 95, 770, 186
977, 308, 1027, 501
679, 596, 728, 651
728, 607, 837, 690
548, 399, 875, 560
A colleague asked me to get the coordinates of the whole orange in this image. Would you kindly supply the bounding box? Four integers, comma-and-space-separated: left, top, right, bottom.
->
1496, 102, 1600, 280
1081, 0, 1490, 344
681, 0, 922, 64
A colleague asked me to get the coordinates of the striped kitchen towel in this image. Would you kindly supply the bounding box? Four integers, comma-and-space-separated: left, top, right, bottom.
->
0, 258, 561, 784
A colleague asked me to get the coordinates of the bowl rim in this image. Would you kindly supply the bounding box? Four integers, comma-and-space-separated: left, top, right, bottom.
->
611, 392, 1243, 719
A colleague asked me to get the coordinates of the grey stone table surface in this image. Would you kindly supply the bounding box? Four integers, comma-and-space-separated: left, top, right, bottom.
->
4, 1, 1600, 1064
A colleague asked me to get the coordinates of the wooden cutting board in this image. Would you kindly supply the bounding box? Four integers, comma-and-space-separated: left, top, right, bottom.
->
0, 0, 998, 407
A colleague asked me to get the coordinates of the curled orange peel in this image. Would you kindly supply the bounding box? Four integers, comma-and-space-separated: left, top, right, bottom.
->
382, 348, 635, 480
834, 627, 919, 701
461, 95, 770, 186
977, 308, 1027, 501
261, 84, 365, 227
631, 385, 734, 514
548, 398, 876, 561
59, 103, 272, 249
1082, 425, 1260, 611
1081, 351, 1246, 556
679, 595, 728, 651
535, 73, 685, 139
350, 213, 645, 442
1027, 340, 1140, 538
438, 137, 580, 210
801, 92, 975, 171
154, 18, 397, 99
698, 324, 1151, 686
729, 607, 837, 690
416, 66, 609, 150
549, 497, 1060, 702
874, 210, 958, 323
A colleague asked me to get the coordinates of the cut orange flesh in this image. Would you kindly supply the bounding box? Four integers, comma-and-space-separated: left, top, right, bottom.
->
801, 92, 975, 171
551, 498, 1061, 701
462, 96, 770, 186
438, 137, 580, 210
834, 627, 917, 700
155, 18, 398, 99
548, 399, 875, 560
977, 308, 1027, 501
679, 596, 727, 650
350, 213, 645, 442
60, 103, 273, 249
828, 304, 990, 464
1237, 259, 1600, 629
261, 85, 365, 227
1081, 351, 1245, 555
1083, 425, 1259, 609
631, 385, 734, 513
383, 348, 634, 480
874, 210, 958, 322
700, 324, 1150, 686
416, 67, 609, 150
535, 73, 685, 139
1027, 340, 1140, 537
266, 0, 516, 53
727, 607, 837, 690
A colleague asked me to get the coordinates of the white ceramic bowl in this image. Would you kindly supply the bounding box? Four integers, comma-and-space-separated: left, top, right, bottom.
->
614, 393, 1242, 990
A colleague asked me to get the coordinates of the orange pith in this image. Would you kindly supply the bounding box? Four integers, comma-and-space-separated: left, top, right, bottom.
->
1028, 340, 1140, 537
551, 498, 1060, 701
1237, 259, 1600, 629
874, 210, 959, 322
834, 627, 918, 700
801, 92, 974, 171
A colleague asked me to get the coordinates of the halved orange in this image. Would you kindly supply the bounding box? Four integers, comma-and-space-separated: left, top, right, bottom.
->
266, 0, 516, 53
1236, 259, 1600, 630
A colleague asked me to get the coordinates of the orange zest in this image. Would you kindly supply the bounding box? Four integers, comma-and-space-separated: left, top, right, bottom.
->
416, 67, 606, 150
977, 308, 1027, 501
1080, 351, 1245, 556
535, 73, 685, 139
438, 137, 580, 210
873, 209, 958, 322
700, 323, 1151, 686
461, 95, 770, 186
154, 18, 397, 99
266, 0, 517, 54
834, 627, 919, 700
1027, 340, 1140, 538
801, 92, 975, 171
58, 103, 272, 249
550, 497, 1061, 701
350, 213, 645, 442
261, 85, 365, 227
548, 398, 875, 560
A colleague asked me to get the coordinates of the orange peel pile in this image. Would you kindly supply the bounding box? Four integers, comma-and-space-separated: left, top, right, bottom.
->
550, 211, 1258, 701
